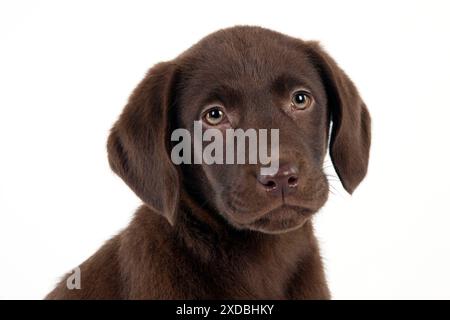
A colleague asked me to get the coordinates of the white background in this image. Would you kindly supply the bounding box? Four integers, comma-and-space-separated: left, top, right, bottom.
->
1, 0, 450, 300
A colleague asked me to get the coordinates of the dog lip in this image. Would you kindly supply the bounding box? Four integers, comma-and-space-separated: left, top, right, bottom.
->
263, 204, 313, 218
223, 195, 322, 226
242, 204, 315, 234
243, 203, 313, 225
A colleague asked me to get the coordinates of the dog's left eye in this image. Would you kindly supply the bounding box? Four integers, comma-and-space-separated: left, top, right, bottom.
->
292, 91, 313, 110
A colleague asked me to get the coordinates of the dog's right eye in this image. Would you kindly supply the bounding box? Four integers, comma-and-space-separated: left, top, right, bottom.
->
203, 107, 226, 126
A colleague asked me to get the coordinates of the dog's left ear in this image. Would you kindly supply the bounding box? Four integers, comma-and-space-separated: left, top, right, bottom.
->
107, 61, 180, 225
306, 42, 371, 194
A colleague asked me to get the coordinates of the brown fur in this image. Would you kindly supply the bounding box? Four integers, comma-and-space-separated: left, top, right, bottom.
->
46, 26, 370, 300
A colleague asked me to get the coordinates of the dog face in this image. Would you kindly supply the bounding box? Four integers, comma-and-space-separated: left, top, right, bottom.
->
107, 26, 371, 234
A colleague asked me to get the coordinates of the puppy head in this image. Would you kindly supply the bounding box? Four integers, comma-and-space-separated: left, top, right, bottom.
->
107, 26, 371, 233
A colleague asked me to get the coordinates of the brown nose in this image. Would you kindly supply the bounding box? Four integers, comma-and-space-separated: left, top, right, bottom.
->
257, 163, 299, 195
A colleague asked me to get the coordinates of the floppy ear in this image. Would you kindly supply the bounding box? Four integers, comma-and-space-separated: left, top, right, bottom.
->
107, 61, 179, 224
306, 42, 371, 194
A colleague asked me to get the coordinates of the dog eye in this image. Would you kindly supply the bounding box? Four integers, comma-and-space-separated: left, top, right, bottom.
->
203, 107, 226, 126
292, 91, 313, 110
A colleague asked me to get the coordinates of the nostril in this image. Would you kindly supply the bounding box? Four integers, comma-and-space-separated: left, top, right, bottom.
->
287, 176, 298, 187
264, 180, 277, 190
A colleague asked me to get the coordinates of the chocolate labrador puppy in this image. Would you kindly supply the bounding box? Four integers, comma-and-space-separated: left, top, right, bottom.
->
46, 26, 370, 299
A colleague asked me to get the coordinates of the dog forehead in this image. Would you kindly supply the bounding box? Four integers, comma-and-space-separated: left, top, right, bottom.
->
179, 27, 315, 88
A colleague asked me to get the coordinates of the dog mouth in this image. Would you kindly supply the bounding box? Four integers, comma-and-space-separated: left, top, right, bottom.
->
218, 181, 329, 234
230, 204, 315, 234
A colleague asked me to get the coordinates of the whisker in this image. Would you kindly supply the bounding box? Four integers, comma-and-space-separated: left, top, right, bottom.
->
328, 186, 336, 196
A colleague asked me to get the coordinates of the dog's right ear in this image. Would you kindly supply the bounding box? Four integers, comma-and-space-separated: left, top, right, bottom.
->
107, 62, 179, 225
